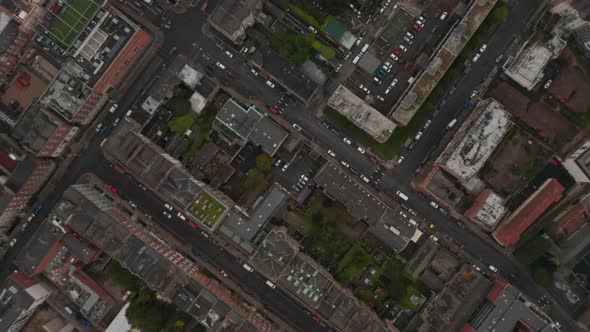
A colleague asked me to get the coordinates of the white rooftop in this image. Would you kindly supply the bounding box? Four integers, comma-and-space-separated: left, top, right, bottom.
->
190, 91, 207, 114
504, 43, 553, 90
178, 65, 203, 89
475, 191, 506, 228
444, 99, 512, 180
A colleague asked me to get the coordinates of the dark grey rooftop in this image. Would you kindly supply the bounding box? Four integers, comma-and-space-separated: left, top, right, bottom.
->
314, 162, 387, 225
371, 208, 422, 252
217, 183, 289, 252
14, 220, 64, 275
250, 117, 288, 156
0, 276, 51, 332
216, 99, 262, 140
251, 228, 298, 280
102, 118, 144, 164
209, 0, 256, 41
251, 43, 318, 101
159, 168, 203, 209
4, 154, 36, 193
60, 233, 96, 264
11, 106, 59, 154
0, 13, 18, 55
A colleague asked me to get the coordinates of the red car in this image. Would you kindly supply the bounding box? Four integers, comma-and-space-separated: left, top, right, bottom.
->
404, 61, 413, 70
114, 165, 125, 174
434, 9, 442, 18
393, 49, 402, 56
311, 315, 321, 323
110, 186, 118, 193
200, 1, 208, 11
268, 105, 280, 114
412, 23, 422, 32
366, 154, 377, 163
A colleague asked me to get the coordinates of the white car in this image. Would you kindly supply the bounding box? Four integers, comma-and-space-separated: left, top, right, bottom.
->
406, 32, 414, 39
429, 201, 439, 209
163, 211, 172, 219
361, 175, 370, 183
109, 103, 118, 113
403, 36, 413, 44
385, 87, 391, 95
489, 265, 498, 273
328, 149, 336, 157
242, 263, 254, 272
340, 160, 350, 168
250, 68, 259, 76
177, 212, 186, 221
292, 123, 302, 131
397, 155, 405, 164
416, 20, 424, 28
356, 146, 365, 154
343, 137, 352, 144
479, 44, 487, 53
393, 3, 398, 9
544, 79, 553, 89
470, 89, 478, 99
335, 64, 342, 72
400, 45, 408, 52
164, 203, 173, 211
266, 280, 277, 289
355, 37, 363, 46
472, 53, 481, 62
390, 79, 398, 87
440, 11, 448, 20
424, 120, 432, 129
215, 61, 226, 70
96, 123, 103, 132
266, 80, 275, 88
224, 50, 233, 58
390, 53, 399, 61
414, 131, 423, 140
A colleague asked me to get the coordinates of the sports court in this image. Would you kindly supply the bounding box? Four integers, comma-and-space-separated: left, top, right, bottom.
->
48, 0, 102, 48
380, 9, 413, 43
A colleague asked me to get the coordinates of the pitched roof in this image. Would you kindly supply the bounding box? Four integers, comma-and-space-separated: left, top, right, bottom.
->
493, 179, 565, 247
555, 203, 589, 239
548, 66, 590, 113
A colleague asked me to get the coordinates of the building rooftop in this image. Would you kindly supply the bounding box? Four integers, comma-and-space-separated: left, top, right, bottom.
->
216, 99, 263, 141
251, 228, 298, 281
40, 61, 92, 122
14, 220, 64, 276
503, 43, 554, 90
159, 168, 203, 209
322, 18, 356, 49
554, 193, 590, 239
209, 0, 259, 44
464, 189, 507, 229
178, 65, 203, 89
0, 272, 53, 332
442, 99, 512, 181
314, 162, 388, 225
487, 82, 576, 141
11, 106, 61, 154
0, 12, 17, 54
218, 183, 289, 253
493, 179, 565, 247
327, 85, 396, 143
371, 208, 423, 252
278, 254, 333, 308
249, 117, 288, 156
468, 280, 558, 332
548, 66, 590, 114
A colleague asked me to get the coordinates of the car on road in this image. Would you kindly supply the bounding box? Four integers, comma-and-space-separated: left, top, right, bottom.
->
8, 238, 16, 247
250, 68, 259, 76
440, 11, 448, 20
220, 270, 229, 277
385, 87, 391, 95
266, 80, 275, 88
163, 211, 172, 219
292, 123, 302, 131
429, 201, 439, 209
470, 89, 478, 99
414, 131, 423, 140
472, 264, 481, 272
343, 137, 352, 144
215, 61, 226, 69
397, 155, 405, 164
543, 79, 553, 89
356, 146, 365, 154
412, 23, 422, 32
406, 31, 414, 39
399, 45, 408, 52
164, 203, 173, 211
472, 53, 481, 62
177, 212, 186, 221
340, 160, 350, 168
403, 36, 413, 44
479, 44, 487, 53
423, 119, 432, 129
109, 104, 118, 113
96, 123, 103, 132
268, 105, 280, 114
335, 63, 342, 72
328, 149, 336, 157
390, 78, 398, 87
355, 36, 363, 46
489, 265, 498, 273
265, 280, 277, 289
242, 263, 254, 272
224, 51, 233, 58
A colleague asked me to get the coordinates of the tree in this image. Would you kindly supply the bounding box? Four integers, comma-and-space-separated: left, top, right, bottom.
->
533, 266, 553, 287
241, 169, 265, 191
491, 6, 509, 22
255, 153, 272, 173
275, 35, 314, 66
515, 236, 551, 265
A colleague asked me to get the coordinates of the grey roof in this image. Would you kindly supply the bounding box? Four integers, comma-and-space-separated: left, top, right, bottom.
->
60, 233, 96, 264
371, 208, 420, 252
0, 277, 49, 332
102, 119, 144, 164
217, 183, 289, 252
11, 106, 59, 154
159, 168, 203, 209
358, 53, 380, 74
251, 228, 298, 280
250, 117, 288, 156
250, 44, 319, 101
314, 162, 387, 225
128, 145, 177, 188
14, 220, 64, 275
216, 99, 262, 140
209, 0, 255, 41
472, 284, 559, 332
4, 154, 36, 193
0, 14, 18, 55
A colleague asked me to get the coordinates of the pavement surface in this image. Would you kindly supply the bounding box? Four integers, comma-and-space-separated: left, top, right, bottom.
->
2, 0, 580, 331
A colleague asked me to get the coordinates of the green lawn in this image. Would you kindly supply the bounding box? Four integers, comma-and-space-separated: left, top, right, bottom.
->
49, 0, 101, 48
188, 191, 227, 228
335, 241, 374, 283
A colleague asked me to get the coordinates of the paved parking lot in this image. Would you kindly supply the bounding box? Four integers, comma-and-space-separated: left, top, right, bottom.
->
344, 1, 462, 115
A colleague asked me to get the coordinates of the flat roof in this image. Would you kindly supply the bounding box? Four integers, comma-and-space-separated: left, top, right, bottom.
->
209, 0, 256, 43
442, 99, 512, 181
504, 43, 553, 90
314, 162, 387, 225
371, 208, 422, 252
464, 189, 506, 228
216, 99, 262, 141
249, 117, 289, 156
14, 220, 64, 275
11, 106, 59, 154
327, 85, 396, 143
251, 228, 298, 280
40, 61, 92, 122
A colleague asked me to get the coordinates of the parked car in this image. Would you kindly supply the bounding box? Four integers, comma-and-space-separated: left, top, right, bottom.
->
543, 79, 553, 89
224, 50, 233, 58
472, 53, 481, 62
163, 211, 172, 219
266, 80, 275, 88
328, 149, 336, 157
479, 44, 487, 53
429, 201, 439, 209
177, 212, 186, 221
343, 137, 352, 144
356, 146, 365, 154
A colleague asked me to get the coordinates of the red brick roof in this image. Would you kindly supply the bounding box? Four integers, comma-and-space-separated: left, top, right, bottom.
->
549, 67, 590, 113
555, 203, 589, 239
460, 324, 474, 332
487, 279, 508, 302
487, 82, 577, 140
494, 179, 565, 247
465, 189, 492, 219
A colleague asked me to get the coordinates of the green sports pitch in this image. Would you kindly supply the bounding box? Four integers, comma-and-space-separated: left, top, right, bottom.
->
48, 0, 102, 49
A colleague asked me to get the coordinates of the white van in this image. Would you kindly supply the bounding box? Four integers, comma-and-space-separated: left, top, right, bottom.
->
447, 119, 457, 129
396, 191, 409, 201
125, 110, 132, 117
109, 103, 118, 113
361, 43, 370, 53
265, 280, 276, 289
352, 55, 361, 64
242, 263, 254, 272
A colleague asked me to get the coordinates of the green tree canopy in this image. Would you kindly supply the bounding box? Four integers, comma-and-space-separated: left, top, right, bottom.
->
255, 153, 272, 173
515, 236, 551, 266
